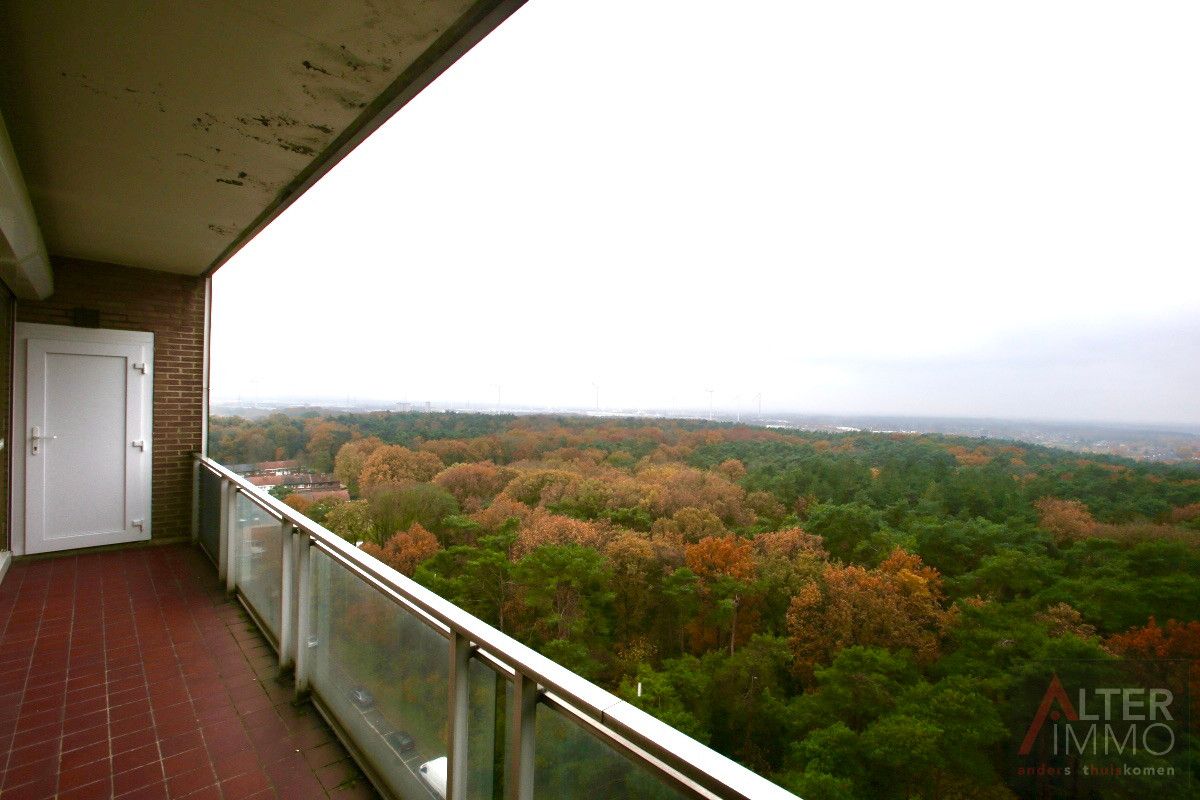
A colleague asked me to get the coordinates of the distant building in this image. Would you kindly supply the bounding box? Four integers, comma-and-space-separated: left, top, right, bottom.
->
246, 470, 345, 498
255, 460, 300, 475
290, 488, 351, 503
248, 475, 285, 490
281, 473, 342, 492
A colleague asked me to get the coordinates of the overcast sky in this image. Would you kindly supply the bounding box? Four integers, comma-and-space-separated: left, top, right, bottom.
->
211, 1, 1200, 426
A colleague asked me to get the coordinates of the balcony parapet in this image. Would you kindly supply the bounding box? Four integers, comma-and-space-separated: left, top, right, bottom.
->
194, 453, 800, 800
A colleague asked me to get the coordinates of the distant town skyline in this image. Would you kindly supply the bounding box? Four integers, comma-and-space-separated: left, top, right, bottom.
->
212, 1, 1200, 426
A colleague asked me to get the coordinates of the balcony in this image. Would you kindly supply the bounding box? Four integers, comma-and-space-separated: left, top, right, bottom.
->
0, 457, 799, 800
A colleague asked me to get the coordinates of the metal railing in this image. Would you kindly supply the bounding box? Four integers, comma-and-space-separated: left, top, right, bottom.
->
193, 454, 799, 800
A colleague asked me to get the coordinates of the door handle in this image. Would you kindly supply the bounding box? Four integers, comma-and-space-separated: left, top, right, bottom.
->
30, 426, 57, 455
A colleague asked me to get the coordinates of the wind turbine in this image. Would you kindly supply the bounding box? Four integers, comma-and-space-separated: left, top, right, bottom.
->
705, 388, 715, 422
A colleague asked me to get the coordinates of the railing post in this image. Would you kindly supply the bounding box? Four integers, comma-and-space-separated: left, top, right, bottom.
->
446, 632, 472, 800
507, 674, 538, 800
225, 485, 239, 594
294, 531, 313, 699
278, 520, 296, 672
190, 459, 200, 544
217, 478, 231, 583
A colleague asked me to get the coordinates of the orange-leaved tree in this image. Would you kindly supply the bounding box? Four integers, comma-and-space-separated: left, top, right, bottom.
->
1107, 617, 1200, 731
1034, 497, 1097, 543
786, 548, 954, 683
433, 461, 513, 512
754, 527, 827, 561
333, 436, 384, 496
651, 507, 728, 543
638, 464, 752, 527
513, 508, 606, 559
1169, 502, 1200, 523
714, 458, 747, 482
358, 445, 444, 493
361, 522, 441, 577
501, 469, 578, 507
685, 534, 757, 583
303, 419, 352, 473
684, 534, 758, 655
602, 531, 661, 643
283, 494, 314, 515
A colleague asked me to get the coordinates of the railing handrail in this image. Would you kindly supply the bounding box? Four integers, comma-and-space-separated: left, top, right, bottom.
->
196, 453, 799, 800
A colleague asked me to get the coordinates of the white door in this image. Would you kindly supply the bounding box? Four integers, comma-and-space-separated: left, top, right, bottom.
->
23, 334, 152, 553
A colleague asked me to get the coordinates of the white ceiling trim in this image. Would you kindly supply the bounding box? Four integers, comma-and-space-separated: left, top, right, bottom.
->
0, 110, 51, 300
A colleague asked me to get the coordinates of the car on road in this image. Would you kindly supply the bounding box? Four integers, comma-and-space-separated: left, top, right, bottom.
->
349, 687, 375, 709
384, 730, 416, 754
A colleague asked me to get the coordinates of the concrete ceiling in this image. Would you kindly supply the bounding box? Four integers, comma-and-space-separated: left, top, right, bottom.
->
0, 0, 521, 285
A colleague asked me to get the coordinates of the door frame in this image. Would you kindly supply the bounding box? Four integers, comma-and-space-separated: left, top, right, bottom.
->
11, 323, 154, 556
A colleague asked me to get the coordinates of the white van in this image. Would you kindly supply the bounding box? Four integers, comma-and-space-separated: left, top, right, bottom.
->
418, 756, 447, 800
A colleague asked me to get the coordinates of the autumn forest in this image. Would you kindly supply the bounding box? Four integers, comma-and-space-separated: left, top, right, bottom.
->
209, 411, 1200, 799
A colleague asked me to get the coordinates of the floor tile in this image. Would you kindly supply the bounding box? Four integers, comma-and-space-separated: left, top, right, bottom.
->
0, 546, 379, 800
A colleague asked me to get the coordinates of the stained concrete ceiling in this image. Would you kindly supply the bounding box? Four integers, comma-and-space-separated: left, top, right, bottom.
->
0, 0, 521, 285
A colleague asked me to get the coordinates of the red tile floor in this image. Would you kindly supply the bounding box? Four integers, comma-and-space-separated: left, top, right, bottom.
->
0, 545, 380, 800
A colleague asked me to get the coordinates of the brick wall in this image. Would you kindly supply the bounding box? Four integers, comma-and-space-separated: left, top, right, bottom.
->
16, 257, 206, 541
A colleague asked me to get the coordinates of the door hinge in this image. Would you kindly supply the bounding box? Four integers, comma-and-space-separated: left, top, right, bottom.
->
131, 439, 146, 450
131, 519, 145, 531
132, 362, 147, 374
